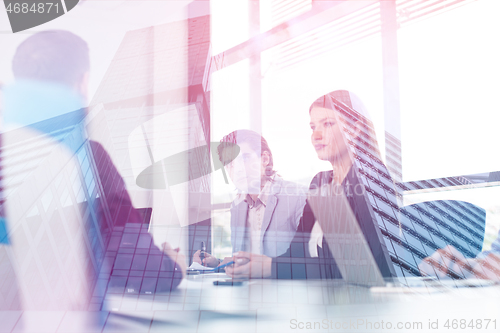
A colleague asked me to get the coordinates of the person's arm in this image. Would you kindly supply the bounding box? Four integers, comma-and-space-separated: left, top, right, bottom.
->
420, 243, 500, 281
476, 229, 500, 260
224, 252, 272, 278
472, 231, 500, 280
162, 243, 186, 273
223, 197, 315, 279
225, 200, 342, 280
134, 242, 185, 293
419, 245, 497, 280
225, 199, 329, 280
419, 245, 474, 278
225, 174, 343, 280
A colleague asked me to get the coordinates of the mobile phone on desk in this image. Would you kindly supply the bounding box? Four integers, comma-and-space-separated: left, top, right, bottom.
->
213, 279, 243, 286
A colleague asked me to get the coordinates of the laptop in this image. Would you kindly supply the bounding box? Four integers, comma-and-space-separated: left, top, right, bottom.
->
308, 180, 387, 287
307, 180, 497, 290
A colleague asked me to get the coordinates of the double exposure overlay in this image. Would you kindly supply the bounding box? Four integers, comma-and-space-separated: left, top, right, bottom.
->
1, 1, 500, 332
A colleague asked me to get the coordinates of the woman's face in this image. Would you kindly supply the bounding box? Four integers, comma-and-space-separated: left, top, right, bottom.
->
309, 106, 350, 164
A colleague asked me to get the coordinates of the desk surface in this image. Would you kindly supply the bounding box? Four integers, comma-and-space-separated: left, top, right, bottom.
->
4, 275, 500, 333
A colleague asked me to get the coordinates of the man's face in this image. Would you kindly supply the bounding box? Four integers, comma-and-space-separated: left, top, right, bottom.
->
221, 142, 264, 193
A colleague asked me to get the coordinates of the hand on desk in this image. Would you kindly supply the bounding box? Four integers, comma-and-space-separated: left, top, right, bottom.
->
218, 256, 234, 266
419, 245, 500, 280
224, 251, 272, 279
162, 242, 187, 278
192, 250, 220, 268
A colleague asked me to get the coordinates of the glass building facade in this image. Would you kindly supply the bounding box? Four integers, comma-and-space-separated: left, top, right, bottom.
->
333, 96, 486, 283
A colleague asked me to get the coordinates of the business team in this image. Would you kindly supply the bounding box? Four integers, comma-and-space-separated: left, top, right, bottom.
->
2, 29, 499, 312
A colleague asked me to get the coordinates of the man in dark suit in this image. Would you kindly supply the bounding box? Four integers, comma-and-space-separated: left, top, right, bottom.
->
1, 30, 184, 310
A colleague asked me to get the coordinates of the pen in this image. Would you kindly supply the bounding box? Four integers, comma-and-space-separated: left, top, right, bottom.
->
200, 241, 206, 264
212, 260, 235, 272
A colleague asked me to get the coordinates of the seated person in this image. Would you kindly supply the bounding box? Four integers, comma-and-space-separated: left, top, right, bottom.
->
1, 31, 184, 310
225, 91, 398, 280
192, 130, 307, 270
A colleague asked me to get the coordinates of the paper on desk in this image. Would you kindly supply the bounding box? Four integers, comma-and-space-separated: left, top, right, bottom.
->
188, 262, 214, 271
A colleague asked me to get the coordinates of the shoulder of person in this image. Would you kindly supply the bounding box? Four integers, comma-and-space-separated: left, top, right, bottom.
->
272, 175, 308, 198
309, 171, 333, 190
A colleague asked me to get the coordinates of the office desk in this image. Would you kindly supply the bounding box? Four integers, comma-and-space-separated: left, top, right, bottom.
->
5, 275, 500, 333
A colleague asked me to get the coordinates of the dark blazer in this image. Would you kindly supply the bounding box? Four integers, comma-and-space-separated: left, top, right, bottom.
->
270, 171, 341, 280
270, 164, 397, 280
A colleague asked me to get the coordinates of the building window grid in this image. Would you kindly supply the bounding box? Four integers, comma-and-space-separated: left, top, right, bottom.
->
403, 208, 475, 258
430, 203, 483, 244
390, 240, 421, 272
450, 202, 485, 229
421, 203, 483, 248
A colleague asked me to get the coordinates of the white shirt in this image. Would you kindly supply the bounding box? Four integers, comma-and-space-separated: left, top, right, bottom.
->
236, 176, 275, 254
